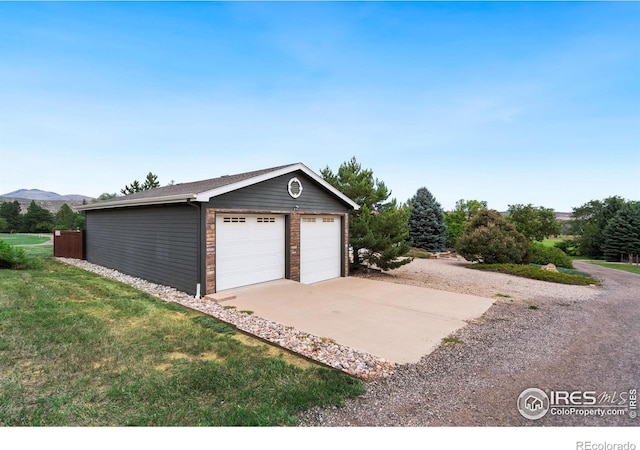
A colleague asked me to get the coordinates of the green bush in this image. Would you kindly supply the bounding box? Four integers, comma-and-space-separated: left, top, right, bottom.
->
530, 242, 574, 269
554, 239, 579, 256
456, 209, 531, 264
0, 240, 28, 269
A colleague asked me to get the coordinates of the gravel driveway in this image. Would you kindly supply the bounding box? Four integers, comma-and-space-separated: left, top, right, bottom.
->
298, 259, 640, 426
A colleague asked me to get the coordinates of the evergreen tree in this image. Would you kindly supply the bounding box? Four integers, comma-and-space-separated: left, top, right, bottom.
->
142, 172, 160, 190
55, 204, 79, 230
408, 187, 447, 252
121, 180, 143, 195
571, 196, 626, 258
23, 201, 54, 233
603, 202, 640, 263
121, 172, 160, 195
321, 157, 412, 270
0, 201, 22, 232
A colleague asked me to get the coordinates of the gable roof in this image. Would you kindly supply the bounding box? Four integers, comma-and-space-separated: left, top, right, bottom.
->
79, 163, 359, 211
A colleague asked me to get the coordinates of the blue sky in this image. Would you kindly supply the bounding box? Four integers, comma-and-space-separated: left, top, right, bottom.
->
1, 1, 638, 212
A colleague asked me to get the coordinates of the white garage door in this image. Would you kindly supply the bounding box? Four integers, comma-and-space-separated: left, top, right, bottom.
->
216, 214, 285, 291
300, 215, 342, 284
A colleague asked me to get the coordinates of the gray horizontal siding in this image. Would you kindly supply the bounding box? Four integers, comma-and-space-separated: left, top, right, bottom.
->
206, 171, 350, 213
86, 204, 199, 295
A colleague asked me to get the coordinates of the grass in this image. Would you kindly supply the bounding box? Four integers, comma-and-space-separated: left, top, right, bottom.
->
442, 336, 463, 345
0, 248, 364, 426
469, 263, 600, 286
540, 238, 562, 247
582, 260, 640, 275
0, 233, 51, 246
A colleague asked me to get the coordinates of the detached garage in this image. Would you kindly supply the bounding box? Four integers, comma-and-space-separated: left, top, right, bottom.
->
79, 163, 358, 296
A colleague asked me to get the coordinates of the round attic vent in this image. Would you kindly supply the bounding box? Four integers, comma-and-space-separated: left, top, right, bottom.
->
288, 177, 303, 199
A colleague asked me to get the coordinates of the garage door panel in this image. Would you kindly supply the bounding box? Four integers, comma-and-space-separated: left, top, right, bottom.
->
300, 216, 341, 284
216, 215, 285, 291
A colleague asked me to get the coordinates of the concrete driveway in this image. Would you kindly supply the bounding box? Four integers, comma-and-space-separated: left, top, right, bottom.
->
211, 277, 495, 364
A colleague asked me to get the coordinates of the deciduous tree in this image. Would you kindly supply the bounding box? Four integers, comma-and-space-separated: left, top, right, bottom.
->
507, 204, 560, 241
444, 199, 488, 247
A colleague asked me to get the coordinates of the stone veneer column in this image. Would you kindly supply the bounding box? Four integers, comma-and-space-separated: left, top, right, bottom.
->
205, 209, 216, 293
289, 212, 301, 282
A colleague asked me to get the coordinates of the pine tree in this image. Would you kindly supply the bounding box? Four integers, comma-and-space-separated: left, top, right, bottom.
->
603, 202, 640, 263
408, 187, 447, 252
0, 201, 22, 232
456, 209, 530, 264
142, 172, 160, 190
55, 204, 80, 230
23, 201, 54, 233
321, 157, 412, 270
121, 172, 160, 195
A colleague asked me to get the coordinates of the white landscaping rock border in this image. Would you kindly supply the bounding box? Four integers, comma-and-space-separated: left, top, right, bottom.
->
56, 258, 396, 380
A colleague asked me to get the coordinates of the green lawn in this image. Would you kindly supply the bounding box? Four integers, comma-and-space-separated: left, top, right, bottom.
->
0, 233, 52, 246
0, 249, 364, 426
540, 238, 562, 247
582, 260, 640, 275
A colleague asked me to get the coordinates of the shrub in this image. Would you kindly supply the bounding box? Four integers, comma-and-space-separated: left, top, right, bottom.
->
455, 209, 531, 264
554, 239, 579, 256
530, 242, 574, 269
0, 240, 28, 269
470, 263, 600, 286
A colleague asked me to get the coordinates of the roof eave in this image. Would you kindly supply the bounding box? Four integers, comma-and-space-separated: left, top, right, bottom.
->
78, 193, 197, 211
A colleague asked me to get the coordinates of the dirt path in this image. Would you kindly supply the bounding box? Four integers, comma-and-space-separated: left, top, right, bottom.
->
298, 261, 640, 426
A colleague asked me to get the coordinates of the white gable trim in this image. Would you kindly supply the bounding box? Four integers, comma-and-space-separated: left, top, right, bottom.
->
195, 163, 360, 209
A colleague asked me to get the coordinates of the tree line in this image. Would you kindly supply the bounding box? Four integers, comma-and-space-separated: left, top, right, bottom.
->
6, 161, 635, 268
322, 157, 639, 270
0, 201, 85, 233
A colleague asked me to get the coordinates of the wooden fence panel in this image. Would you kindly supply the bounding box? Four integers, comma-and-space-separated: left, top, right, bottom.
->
53, 230, 85, 259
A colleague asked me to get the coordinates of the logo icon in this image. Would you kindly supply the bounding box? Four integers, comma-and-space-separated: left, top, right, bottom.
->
518, 388, 550, 420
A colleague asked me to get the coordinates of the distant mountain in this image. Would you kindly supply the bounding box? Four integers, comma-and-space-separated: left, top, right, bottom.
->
1, 189, 92, 201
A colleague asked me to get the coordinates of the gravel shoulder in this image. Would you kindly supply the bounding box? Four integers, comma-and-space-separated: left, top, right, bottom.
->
298, 259, 640, 426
